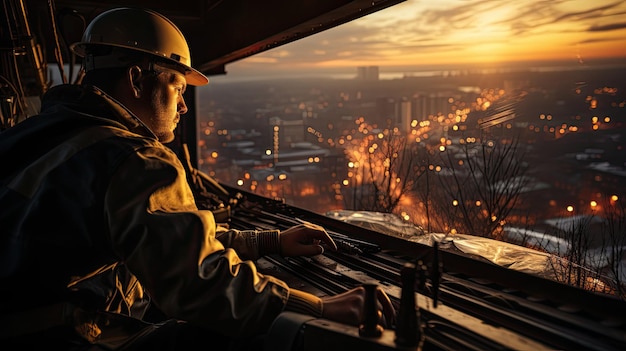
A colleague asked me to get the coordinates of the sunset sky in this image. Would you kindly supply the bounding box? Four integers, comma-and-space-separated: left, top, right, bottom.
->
215, 0, 626, 80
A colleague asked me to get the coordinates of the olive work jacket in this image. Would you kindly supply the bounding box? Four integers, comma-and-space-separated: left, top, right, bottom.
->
0, 84, 322, 346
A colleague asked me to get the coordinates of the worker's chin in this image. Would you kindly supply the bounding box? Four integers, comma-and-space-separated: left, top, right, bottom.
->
156, 131, 175, 144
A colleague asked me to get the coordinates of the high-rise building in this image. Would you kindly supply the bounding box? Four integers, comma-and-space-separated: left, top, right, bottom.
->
412, 93, 450, 121
396, 98, 412, 133
269, 116, 306, 150
356, 66, 379, 81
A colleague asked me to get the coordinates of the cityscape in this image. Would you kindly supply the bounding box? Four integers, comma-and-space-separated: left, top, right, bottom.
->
194, 63, 625, 251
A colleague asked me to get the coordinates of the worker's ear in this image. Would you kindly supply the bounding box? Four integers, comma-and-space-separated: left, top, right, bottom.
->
127, 65, 143, 98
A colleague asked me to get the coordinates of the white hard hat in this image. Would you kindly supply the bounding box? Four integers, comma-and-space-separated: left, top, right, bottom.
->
70, 7, 208, 86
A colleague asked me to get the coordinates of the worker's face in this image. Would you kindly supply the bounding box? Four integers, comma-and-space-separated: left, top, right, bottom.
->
136, 66, 188, 143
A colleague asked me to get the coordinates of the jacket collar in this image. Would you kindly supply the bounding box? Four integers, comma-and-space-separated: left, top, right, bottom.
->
41, 84, 156, 139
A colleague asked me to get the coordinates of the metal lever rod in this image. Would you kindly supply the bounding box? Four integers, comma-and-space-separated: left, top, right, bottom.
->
359, 283, 384, 338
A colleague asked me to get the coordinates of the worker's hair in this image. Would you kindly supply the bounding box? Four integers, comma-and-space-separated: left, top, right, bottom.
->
80, 66, 128, 93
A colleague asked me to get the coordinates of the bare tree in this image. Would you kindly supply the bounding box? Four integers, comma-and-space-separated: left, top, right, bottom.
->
546, 214, 599, 289
430, 136, 530, 239
513, 197, 625, 298
343, 120, 427, 216
601, 196, 626, 298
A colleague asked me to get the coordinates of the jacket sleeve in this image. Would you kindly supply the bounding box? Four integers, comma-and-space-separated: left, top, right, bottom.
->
215, 226, 281, 261
103, 144, 322, 337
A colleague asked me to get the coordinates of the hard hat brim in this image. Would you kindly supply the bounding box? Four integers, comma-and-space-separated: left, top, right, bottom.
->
185, 67, 209, 86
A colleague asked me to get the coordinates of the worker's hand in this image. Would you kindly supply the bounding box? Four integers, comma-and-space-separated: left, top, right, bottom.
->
279, 222, 337, 257
321, 285, 396, 328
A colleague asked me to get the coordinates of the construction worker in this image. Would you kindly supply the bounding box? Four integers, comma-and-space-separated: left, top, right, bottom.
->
0, 7, 394, 350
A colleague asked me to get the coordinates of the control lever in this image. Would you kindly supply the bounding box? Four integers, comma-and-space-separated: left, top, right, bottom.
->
431, 241, 442, 307
395, 242, 442, 348
359, 283, 384, 338
395, 262, 420, 347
